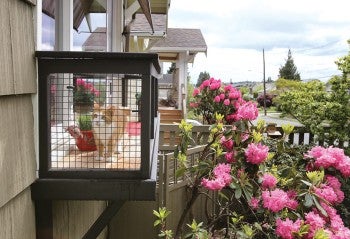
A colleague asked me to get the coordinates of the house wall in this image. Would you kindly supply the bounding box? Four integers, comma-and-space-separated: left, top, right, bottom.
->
0, 1, 107, 238
0, 0, 37, 238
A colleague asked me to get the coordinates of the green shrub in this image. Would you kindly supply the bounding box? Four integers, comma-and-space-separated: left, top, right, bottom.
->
78, 114, 92, 131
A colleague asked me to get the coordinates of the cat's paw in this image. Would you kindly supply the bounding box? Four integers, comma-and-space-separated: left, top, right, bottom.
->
95, 156, 104, 161
106, 156, 117, 162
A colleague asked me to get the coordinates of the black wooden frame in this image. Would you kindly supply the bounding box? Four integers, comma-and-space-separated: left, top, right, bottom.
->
36, 51, 160, 179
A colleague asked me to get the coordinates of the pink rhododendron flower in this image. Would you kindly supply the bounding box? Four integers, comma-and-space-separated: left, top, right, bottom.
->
306, 146, 350, 178
76, 78, 86, 86
225, 151, 235, 163
213, 163, 231, 176
315, 184, 338, 204
219, 93, 225, 100
192, 88, 200, 97
189, 102, 199, 108
325, 176, 344, 204
261, 173, 277, 189
228, 89, 241, 99
201, 177, 226, 191
224, 84, 233, 92
209, 81, 221, 90
201, 79, 210, 88
275, 218, 302, 239
223, 99, 230, 106
220, 136, 234, 150
336, 156, 350, 178
305, 211, 326, 238
245, 143, 269, 164
201, 164, 232, 191
226, 113, 235, 122
249, 197, 260, 209
320, 202, 349, 234
305, 146, 326, 159
262, 189, 298, 212
234, 101, 258, 121
214, 95, 221, 103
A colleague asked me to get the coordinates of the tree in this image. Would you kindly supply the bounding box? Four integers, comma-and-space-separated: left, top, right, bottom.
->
167, 63, 176, 74
278, 49, 301, 80
278, 71, 350, 145
195, 71, 210, 87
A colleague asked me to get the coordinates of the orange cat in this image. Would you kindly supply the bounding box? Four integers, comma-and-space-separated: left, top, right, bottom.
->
92, 105, 130, 162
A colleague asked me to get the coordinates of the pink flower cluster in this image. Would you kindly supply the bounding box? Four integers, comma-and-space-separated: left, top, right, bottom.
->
314, 175, 344, 205
305, 146, 350, 177
319, 202, 350, 238
190, 77, 258, 124
261, 189, 298, 212
76, 78, 100, 97
233, 101, 259, 121
276, 218, 302, 239
201, 163, 232, 191
245, 143, 269, 164
304, 211, 326, 238
261, 173, 277, 189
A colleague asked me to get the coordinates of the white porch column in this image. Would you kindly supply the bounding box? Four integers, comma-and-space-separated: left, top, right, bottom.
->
107, 0, 124, 52
55, 0, 73, 126
176, 51, 189, 111
55, 0, 73, 51
107, 0, 124, 106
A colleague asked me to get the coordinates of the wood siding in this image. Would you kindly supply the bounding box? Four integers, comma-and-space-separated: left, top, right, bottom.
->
109, 201, 159, 239
0, 189, 36, 239
53, 201, 107, 239
0, 1, 37, 239
0, 95, 36, 208
0, 0, 36, 96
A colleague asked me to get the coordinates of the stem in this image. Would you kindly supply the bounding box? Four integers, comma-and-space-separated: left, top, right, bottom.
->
174, 184, 200, 239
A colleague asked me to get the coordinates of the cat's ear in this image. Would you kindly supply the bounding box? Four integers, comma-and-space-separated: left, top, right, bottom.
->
105, 107, 115, 118
94, 102, 100, 110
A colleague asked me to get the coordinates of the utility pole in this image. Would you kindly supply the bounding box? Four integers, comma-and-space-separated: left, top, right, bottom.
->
263, 49, 267, 116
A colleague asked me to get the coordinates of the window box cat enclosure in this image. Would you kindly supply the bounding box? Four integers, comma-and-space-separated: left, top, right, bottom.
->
36, 51, 160, 181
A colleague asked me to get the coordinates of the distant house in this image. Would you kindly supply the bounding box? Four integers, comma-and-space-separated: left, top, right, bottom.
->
82, 27, 107, 52
82, 26, 208, 111
149, 28, 207, 111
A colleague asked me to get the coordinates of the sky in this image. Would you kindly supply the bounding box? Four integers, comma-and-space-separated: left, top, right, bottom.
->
167, 0, 350, 83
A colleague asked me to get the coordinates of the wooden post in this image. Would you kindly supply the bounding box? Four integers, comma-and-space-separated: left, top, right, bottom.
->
35, 200, 53, 239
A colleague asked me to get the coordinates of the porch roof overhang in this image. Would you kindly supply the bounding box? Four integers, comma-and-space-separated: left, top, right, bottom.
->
148, 28, 208, 63
42, 0, 170, 33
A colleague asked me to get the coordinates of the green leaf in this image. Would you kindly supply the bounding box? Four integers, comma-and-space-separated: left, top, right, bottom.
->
304, 193, 313, 207
176, 167, 186, 178
154, 219, 161, 227
218, 191, 229, 201
153, 210, 160, 218
254, 222, 262, 231
242, 187, 252, 202
235, 187, 242, 199
300, 179, 312, 187
312, 196, 328, 217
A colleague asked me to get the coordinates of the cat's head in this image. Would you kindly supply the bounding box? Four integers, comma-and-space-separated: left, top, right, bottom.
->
92, 106, 115, 127
92, 105, 131, 127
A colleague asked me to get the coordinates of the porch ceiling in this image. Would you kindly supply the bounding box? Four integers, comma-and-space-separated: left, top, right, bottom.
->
42, 0, 170, 32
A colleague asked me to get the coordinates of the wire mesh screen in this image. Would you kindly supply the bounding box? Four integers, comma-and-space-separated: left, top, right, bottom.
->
49, 73, 142, 171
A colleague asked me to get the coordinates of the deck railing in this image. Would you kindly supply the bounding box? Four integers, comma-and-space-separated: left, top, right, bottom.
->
159, 124, 349, 154
36, 51, 161, 180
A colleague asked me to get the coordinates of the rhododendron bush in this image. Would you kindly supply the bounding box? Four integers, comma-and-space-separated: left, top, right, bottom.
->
154, 78, 350, 239
190, 77, 258, 124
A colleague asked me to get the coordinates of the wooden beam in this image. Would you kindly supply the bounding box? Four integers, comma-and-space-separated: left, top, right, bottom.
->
35, 200, 53, 239
31, 179, 156, 201
82, 201, 125, 239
